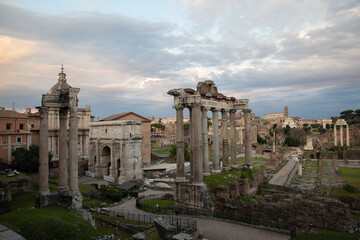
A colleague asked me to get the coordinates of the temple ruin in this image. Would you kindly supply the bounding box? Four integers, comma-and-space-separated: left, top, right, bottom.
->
37, 66, 82, 209
334, 119, 350, 146
168, 80, 251, 212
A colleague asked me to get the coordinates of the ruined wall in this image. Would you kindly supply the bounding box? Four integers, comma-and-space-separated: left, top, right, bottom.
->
215, 184, 353, 232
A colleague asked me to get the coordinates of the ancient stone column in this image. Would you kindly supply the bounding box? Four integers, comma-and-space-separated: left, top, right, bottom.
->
109, 140, 116, 179
229, 109, 236, 167
38, 107, 49, 195
189, 106, 194, 177
340, 125, 344, 146
176, 106, 185, 181
221, 109, 229, 169
346, 125, 350, 147
95, 138, 101, 177
244, 109, 252, 166
192, 103, 203, 184
118, 143, 126, 184
211, 109, 220, 172
202, 107, 210, 175
334, 125, 337, 146
68, 106, 79, 195
58, 108, 69, 193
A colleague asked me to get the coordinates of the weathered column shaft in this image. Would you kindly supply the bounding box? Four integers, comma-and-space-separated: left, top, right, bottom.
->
189, 107, 194, 177
176, 107, 185, 180
340, 125, 344, 146
109, 140, 116, 178
346, 125, 350, 147
221, 109, 229, 168
212, 109, 220, 172
334, 125, 337, 146
58, 108, 68, 192
202, 107, 209, 175
244, 109, 252, 166
229, 109, 236, 166
38, 107, 49, 195
69, 106, 79, 195
192, 104, 203, 184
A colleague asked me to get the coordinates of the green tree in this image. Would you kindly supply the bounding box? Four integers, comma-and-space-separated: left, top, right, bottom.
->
340, 110, 354, 120
169, 144, 190, 161
257, 134, 266, 144
11, 145, 39, 173
151, 123, 165, 129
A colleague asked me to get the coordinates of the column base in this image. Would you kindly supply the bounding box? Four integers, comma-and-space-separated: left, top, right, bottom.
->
71, 190, 83, 210
203, 172, 210, 176
212, 169, 221, 173
175, 177, 187, 183
192, 182, 205, 186
58, 186, 69, 195
231, 165, 239, 169
39, 189, 50, 196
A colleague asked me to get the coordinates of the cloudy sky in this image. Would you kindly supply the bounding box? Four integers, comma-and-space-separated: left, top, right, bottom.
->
0, 0, 359, 119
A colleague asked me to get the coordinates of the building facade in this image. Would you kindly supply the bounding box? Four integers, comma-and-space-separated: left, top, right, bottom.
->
0, 108, 31, 164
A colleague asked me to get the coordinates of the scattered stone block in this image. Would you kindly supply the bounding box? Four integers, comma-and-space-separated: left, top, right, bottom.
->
154, 218, 178, 240
172, 232, 193, 240
133, 232, 146, 240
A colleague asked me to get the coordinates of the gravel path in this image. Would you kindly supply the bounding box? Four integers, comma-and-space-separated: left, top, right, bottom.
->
269, 159, 297, 186
269, 148, 303, 186
195, 218, 289, 240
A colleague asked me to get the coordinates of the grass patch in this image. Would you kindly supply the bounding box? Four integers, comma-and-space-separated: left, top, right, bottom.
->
204, 168, 257, 193
339, 167, 360, 189
0, 191, 140, 240
141, 199, 175, 208
0, 192, 98, 240
151, 147, 171, 155
296, 228, 360, 240
94, 213, 151, 227
0, 173, 25, 182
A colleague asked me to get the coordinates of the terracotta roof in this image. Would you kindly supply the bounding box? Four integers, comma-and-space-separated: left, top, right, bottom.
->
0, 110, 29, 119
100, 112, 150, 122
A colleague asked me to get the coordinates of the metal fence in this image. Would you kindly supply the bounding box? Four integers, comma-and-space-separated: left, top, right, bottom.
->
298, 231, 359, 240
96, 208, 197, 232
136, 194, 174, 214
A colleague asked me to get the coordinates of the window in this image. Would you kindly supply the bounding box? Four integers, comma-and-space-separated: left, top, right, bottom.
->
17, 136, 22, 143
19, 124, 24, 130
6, 123, 11, 130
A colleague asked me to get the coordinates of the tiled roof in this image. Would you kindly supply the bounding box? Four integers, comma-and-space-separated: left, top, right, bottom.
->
0, 110, 29, 119
100, 112, 150, 122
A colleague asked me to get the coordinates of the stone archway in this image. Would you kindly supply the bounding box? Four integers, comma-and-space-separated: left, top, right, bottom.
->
101, 146, 111, 176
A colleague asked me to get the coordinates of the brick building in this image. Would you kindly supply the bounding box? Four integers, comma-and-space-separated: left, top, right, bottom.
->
0, 107, 31, 165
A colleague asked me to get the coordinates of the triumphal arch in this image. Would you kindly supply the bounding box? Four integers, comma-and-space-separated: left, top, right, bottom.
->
168, 80, 252, 212
37, 66, 82, 209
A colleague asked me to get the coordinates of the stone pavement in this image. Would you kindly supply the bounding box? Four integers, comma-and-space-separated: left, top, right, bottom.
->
0, 224, 25, 240
195, 218, 288, 240
269, 158, 298, 186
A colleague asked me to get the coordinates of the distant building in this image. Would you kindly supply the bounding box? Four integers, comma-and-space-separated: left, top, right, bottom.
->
0, 107, 31, 165
26, 106, 92, 161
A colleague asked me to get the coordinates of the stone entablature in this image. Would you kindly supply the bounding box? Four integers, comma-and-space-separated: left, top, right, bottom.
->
88, 120, 143, 184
